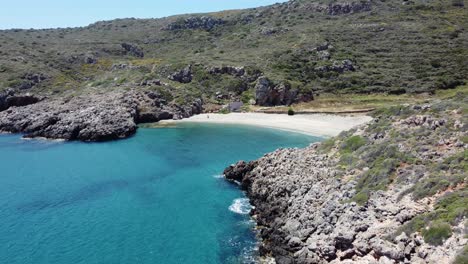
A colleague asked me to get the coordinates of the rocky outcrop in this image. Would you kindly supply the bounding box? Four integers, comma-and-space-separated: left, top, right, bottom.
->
0, 91, 202, 141
254, 77, 313, 106
164, 16, 226, 31
327, 2, 372, 16
295, 1, 372, 16
0, 89, 40, 111
260, 27, 289, 36
168, 65, 193, 83
17, 73, 48, 90
139, 79, 163, 87
121, 43, 144, 58
223, 160, 258, 186
209, 66, 246, 77
315, 60, 355, 73
224, 100, 467, 263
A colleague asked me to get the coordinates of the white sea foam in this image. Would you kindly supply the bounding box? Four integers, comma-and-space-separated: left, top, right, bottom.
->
229, 198, 252, 215
241, 244, 259, 264
213, 174, 224, 179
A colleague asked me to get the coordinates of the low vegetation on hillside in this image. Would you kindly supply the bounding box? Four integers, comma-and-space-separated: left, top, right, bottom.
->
0, 0, 466, 108
316, 86, 467, 260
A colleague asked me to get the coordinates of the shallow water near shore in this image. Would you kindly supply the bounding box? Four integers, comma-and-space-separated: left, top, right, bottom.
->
0, 123, 319, 264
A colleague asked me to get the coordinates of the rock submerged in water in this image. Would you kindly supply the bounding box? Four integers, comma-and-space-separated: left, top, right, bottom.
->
0, 91, 202, 142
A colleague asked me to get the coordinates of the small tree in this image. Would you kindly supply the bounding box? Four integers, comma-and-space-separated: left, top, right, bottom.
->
288, 107, 295, 116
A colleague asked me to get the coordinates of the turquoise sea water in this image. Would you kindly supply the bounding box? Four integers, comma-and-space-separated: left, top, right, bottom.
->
0, 123, 319, 264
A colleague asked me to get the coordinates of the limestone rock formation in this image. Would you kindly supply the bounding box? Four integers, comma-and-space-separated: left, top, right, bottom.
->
17, 73, 48, 90
0, 89, 40, 111
209, 66, 246, 77
0, 91, 202, 142
254, 77, 313, 106
315, 60, 355, 73
224, 100, 467, 263
169, 65, 193, 83
121, 43, 144, 58
165, 16, 226, 31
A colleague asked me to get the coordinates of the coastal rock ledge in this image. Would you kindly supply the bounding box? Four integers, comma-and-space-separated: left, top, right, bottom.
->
0, 90, 202, 141
224, 100, 467, 264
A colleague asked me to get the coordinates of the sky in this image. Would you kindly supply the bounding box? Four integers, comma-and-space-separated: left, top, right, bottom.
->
0, 0, 287, 30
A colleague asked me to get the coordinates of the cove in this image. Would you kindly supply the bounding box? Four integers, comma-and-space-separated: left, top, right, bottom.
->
0, 123, 320, 264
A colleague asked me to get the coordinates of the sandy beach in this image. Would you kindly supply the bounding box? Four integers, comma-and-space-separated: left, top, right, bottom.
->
162, 113, 373, 137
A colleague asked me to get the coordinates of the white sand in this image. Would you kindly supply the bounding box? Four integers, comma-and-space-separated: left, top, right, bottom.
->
162, 113, 373, 137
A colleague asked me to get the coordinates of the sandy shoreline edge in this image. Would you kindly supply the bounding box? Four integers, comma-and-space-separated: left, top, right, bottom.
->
161, 113, 373, 137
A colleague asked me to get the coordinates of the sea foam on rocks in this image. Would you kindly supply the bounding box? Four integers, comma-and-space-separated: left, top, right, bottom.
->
229, 198, 252, 215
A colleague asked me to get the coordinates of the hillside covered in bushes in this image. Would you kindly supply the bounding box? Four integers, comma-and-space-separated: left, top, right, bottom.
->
0, 0, 467, 107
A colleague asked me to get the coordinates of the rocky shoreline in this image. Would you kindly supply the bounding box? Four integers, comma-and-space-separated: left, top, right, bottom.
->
0, 90, 202, 141
224, 99, 467, 263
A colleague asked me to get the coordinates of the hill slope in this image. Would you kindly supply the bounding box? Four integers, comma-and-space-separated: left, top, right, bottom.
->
0, 0, 467, 106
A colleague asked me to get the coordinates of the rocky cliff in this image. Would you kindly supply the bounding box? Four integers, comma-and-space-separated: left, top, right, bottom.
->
0, 90, 202, 141
224, 96, 467, 263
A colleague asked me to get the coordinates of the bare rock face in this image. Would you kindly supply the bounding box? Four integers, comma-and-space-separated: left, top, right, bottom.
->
0, 90, 202, 141
0, 89, 40, 111
121, 43, 144, 58
293, 1, 372, 16
327, 1, 372, 15
209, 66, 246, 77
315, 60, 355, 73
17, 73, 48, 90
254, 77, 313, 106
223, 160, 258, 187
225, 147, 465, 264
168, 65, 193, 83
165, 16, 226, 31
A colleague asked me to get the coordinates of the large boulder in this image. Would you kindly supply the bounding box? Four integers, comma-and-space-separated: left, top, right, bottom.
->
254, 77, 312, 106
121, 43, 144, 58
168, 65, 193, 83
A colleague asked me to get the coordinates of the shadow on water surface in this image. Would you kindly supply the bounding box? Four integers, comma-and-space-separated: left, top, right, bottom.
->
0, 137, 65, 152
17, 172, 171, 214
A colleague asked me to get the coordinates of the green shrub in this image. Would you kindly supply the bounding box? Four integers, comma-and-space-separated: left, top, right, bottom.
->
393, 190, 467, 241
340, 135, 366, 154
352, 191, 370, 206
219, 108, 230, 114
339, 153, 358, 168
409, 150, 467, 200
356, 157, 400, 191
288, 107, 295, 116
422, 221, 452, 246
433, 191, 468, 224
454, 246, 468, 264
320, 138, 336, 152
240, 90, 254, 104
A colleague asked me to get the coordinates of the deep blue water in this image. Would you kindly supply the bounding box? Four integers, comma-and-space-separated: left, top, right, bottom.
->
0, 123, 319, 264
